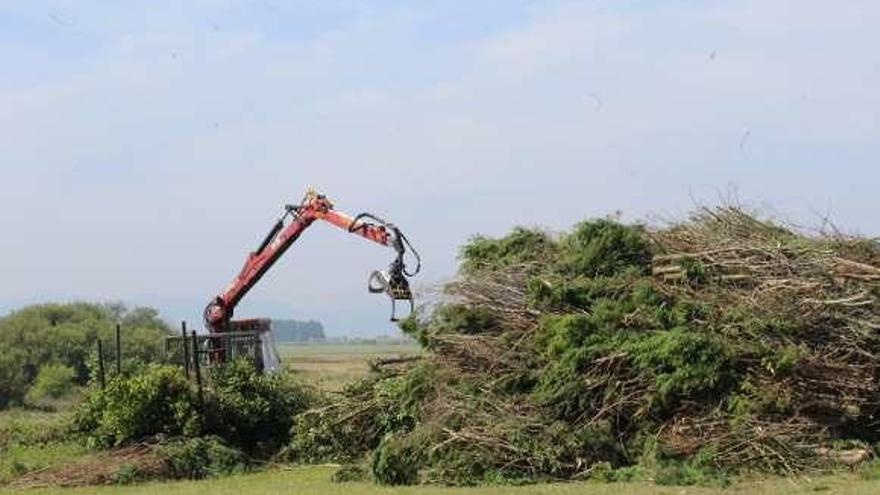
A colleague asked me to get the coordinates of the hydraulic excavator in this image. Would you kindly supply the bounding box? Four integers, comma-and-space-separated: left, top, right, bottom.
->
188, 187, 420, 369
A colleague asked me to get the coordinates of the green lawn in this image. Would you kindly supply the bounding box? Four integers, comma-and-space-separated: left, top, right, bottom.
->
278, 342, 421, 391
1, 465, 877, 495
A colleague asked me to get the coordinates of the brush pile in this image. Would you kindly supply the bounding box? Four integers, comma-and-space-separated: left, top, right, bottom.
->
285, 207, 880, 485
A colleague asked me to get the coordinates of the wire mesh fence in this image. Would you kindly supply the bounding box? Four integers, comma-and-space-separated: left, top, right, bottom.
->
165, 330, 265, 374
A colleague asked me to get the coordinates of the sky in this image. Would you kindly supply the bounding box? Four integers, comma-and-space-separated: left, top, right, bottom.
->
1, 1, 878, 336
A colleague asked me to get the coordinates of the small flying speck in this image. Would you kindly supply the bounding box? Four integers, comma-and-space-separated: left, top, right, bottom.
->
739, 129, 751, 155
709, 50, 717, 61
48, 13, 74, 27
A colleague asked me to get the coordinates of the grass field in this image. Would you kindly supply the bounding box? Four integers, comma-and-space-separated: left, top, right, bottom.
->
0, 408, 89, 486
277, 342, 421, 391
1, 465, 878, 495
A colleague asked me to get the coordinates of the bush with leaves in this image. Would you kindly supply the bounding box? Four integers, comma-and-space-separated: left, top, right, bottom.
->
0, 345, 29, 408
460, 227, 557, 274
74, 358, 316, 460
73, 364, 201, 448
158, 436, 246, 479
0, 302, 171, 410
371, 430, 429, 485
557, 219, 652, 277
26, 363, 77, 403
204, 359, 315, 453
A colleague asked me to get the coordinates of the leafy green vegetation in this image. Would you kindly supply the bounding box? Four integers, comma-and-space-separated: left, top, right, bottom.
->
281, 211, 880, 485
557, 219, 651, 277
204, 359, 315, 453
0, 441, 90, 485
0, 303, 170, 409
0, 347, 29, 409
73, 359, 316, 454
460, 227, 557, 274
73, 364, 202, 448
0, 408, 86, 484
26, 364, 77, 402
158, 437, 247, 480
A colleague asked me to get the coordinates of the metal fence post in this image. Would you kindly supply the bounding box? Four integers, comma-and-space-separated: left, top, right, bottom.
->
96, 339, 106, 390
181, 321, 190, 378
191, 330, 204, 406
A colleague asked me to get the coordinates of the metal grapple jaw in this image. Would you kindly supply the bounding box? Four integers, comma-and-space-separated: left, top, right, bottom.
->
368, 268, 414, 322
349, 211, 420, 322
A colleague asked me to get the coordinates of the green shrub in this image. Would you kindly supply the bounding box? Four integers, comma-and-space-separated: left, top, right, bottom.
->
73, 364, 201, 447
112, 463, 142, 485
332, 464, 368, 482
0, 302, 171, 411
204, 359, 314, 452
557, 219, 652, 277
678, 257, 707, 285
74, 357, 315, 458
27, 363, 76, 402
0, 346, 29, 408
526, 272, 644, 313
460, 227, 558, 274
424, 450, 489, 486
158, 436, 246, 479
371, 433, 426, 485
10, 460, 28, 477
530, 422, 625, 477
284, 409, 360, 464
625, 328, 735, 410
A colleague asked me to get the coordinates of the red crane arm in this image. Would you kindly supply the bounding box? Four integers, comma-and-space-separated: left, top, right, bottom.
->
204, 189, 417, 333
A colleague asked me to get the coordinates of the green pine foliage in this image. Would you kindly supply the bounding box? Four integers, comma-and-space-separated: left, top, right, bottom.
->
282, 213, 880, 486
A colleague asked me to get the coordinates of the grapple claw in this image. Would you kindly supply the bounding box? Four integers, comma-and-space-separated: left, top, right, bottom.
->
368, 270, 414, 321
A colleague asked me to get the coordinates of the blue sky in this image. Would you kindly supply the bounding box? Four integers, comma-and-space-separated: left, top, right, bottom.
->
1, 1, 878, 335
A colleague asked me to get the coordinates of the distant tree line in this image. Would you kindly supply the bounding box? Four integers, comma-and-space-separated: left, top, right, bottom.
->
0, 302, 171, 409
271, 319, 325, 342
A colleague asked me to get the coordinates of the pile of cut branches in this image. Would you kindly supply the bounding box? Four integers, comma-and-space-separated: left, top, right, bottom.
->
285, 208, 880, 485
